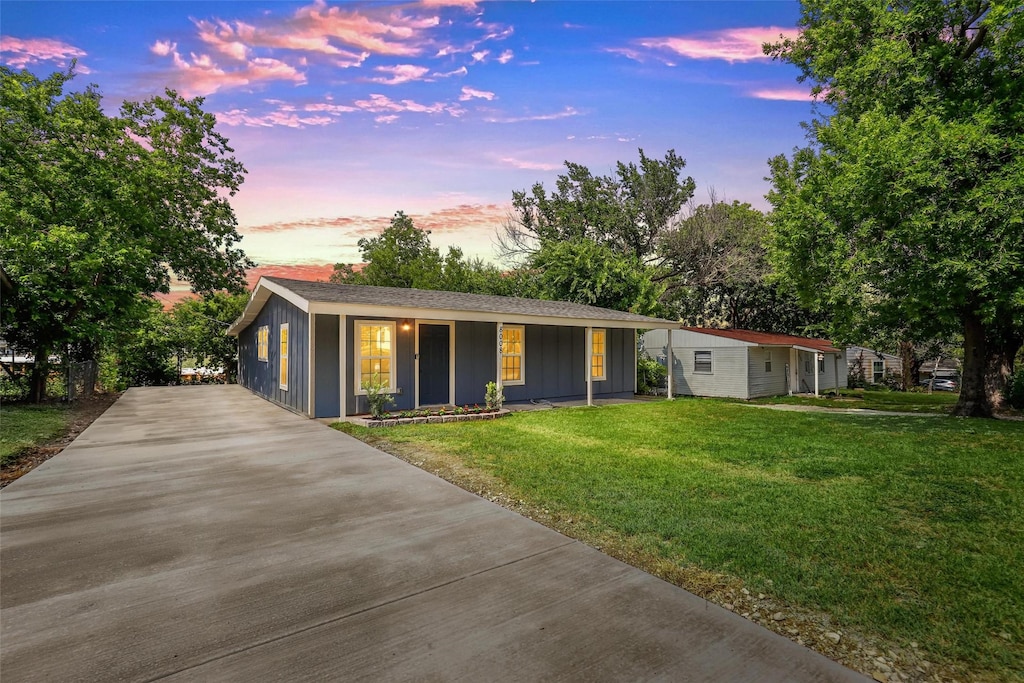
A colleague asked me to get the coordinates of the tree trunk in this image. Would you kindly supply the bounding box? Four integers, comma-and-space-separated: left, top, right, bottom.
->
984, 327, 1022, 410
953, 311, 993, 417
28, 345, 52, 404
898, 340, 917, 392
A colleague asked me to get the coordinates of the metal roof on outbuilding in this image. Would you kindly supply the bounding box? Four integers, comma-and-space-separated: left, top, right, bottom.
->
228, 277, 681, 336
679, 327, 843, 354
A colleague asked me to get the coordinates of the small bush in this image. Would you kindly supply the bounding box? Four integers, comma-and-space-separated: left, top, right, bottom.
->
637, 356, 667, 395
361, 376, 395, 419
1004, 369, 1024, 409
485, 381, 505, 410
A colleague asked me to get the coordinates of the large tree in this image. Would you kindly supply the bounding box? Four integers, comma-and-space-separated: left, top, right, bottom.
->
765, 0, 1023, 416
658, 198, 825, 333
331, 211, 532, 297
170, 292, 249, 382
1, 68, 251, 401
530, 238, 665, 316
497, 149, 695, 264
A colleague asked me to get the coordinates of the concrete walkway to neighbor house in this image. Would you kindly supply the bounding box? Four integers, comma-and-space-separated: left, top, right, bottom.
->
1, 385, 866, 682
741, 403, 945, 417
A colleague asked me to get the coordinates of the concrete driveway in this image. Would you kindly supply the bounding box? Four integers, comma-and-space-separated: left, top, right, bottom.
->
1, 385, 866, 681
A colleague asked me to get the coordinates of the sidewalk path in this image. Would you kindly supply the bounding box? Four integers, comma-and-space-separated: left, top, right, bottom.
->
1, 385, 866, 682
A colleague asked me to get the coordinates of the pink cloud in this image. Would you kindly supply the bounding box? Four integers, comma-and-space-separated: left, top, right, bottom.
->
484, 106, 580, 124
459, 86, 495, 101
499, 157, 561, 172
420, 0, 478, 7
216, 107, 333, 128
1, 36, 88, 71
471, 49, 489, 62
304, 102, 357, 113
354, 93, 464, 117
156, 45, 306, 97
195, 20, 250, 61
628, 26, 798, 64
496, 49, 514, 64
434, 66, 468, 78
194, 17, 372, 64
291, 1, 438, 57
367, 63, 430, 85
375, 114, 400, 124
243, 204, 508, 237
747, 86, 813, 101
151, 40, 176, 57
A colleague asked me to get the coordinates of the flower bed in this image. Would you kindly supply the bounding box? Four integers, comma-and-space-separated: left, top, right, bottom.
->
353, 406, 511, 428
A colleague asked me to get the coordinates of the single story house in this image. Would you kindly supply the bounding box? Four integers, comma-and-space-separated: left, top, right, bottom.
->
846, 346, 901, 385
642, 328, 846, 399
227, 277, 681, 419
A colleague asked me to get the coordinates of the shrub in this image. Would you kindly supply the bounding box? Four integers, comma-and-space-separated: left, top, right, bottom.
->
637, 356, 667, 395
1005, 369, 1024, 410
361, 375, 395, 419
485, 381, 505, 410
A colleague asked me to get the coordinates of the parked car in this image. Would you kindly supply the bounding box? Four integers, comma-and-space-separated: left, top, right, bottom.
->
920, 378, 958, 391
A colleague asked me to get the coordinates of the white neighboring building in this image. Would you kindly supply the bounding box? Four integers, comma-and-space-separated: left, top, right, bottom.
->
642, 328, 846, 399
846, 346, 901, 385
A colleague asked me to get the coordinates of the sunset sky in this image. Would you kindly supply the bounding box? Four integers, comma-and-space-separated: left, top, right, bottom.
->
2, 0, 814, 287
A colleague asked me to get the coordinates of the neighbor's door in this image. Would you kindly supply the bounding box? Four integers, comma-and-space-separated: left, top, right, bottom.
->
418, 324, 450, 406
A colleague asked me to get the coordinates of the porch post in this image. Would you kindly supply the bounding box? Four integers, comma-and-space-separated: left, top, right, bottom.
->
789, 348, 798, 395
666, 330, 674, 400
496, 322, 503, 393
338, 315, 347, 418
833, 354, 840, 392
814, 353, 821, 396
585, 326, 593, 407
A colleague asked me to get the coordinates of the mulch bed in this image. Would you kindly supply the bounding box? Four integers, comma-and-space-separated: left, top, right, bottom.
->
0, 392, 121, 489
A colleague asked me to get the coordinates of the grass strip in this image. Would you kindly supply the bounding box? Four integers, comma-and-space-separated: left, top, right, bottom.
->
0, 404, 69, 465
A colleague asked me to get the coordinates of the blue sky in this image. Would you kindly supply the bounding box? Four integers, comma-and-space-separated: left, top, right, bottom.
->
2, 0, 812, 279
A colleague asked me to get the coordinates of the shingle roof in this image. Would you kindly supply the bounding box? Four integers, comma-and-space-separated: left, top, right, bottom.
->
237, 277, 678, 329
682, 327, 842, 353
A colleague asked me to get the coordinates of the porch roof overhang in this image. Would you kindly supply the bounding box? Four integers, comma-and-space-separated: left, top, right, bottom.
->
227, 276, 682, 336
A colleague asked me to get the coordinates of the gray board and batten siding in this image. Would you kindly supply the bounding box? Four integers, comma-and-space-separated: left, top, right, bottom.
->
236, 292, 308, 416
229, 277, 678, 419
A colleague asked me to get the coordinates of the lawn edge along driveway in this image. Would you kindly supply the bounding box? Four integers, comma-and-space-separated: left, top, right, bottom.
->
0, 385, 866, 682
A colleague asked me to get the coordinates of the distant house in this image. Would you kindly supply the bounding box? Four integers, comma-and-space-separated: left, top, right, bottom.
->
227, 277, 680, 419
642, 328, 846, 399
846, 346, 901, 385
919, 356, 961, 381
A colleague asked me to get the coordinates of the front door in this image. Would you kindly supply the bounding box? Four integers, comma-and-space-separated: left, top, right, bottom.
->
418, 324, 450, 406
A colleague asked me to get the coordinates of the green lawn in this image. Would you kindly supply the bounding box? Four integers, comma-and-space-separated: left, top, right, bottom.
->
750, 388, 960, 413
0, 403, 69, 465
336, 399, 1023, 680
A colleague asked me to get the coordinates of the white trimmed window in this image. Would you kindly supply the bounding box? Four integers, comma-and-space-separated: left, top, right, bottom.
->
872, 360, 884, 384
501, 325, 525, 385
694, 350, 713, 374
818, 356, 826, 373
591, 329, 607, 381
356, 321, 396, 393
279, 323, 289, 390
764, 350, 772, 373
805, 358, 812, 374
257, 325, 269, 362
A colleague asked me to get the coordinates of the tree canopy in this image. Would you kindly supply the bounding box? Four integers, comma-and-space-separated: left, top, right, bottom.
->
0, 68, 251, 400
498, 148, 695, 264
330, 211, 530, 297
765, 0, 1024, 416
658, 199, 824, 333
